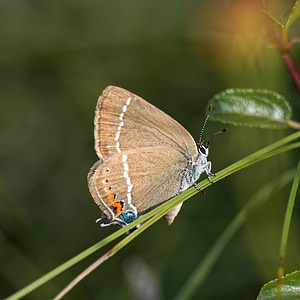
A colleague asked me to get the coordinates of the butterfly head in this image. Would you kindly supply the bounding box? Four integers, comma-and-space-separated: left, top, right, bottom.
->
198, 141, 209, 157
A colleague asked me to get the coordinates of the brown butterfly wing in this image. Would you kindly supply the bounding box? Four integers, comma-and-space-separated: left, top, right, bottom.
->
88, 146, 187, 224
94, 86, 198, 159
89, 86, 199, 225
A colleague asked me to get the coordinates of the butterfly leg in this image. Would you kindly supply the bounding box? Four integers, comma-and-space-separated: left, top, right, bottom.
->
96, 215, 128, 228
194, 182, 205, 194
204, 161, 215, 183
96, 217, 113, 227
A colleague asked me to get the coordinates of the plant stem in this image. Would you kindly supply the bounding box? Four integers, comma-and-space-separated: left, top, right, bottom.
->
281, 52, 300, 94
277, 158, 300, 293
5, 132, 300, 300
281, 27, 287, 50
174, 169, 295, 300
256, 0, 300, 94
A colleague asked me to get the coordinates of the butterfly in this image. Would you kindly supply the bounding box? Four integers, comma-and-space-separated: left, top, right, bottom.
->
88, 86, 217, 228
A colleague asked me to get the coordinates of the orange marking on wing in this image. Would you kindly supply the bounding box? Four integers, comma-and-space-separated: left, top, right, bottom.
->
105, 186, 111, 192
107, 193, 115, 202
112, 202, 123, 214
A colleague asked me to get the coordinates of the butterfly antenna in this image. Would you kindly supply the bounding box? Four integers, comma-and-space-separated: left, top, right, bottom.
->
199, 104, 212, 144
201, 128, 228, 145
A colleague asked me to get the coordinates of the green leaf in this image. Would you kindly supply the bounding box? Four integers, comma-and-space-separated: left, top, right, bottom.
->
261, 8, 285, 28
285, 0, 300, 28
207, 89, 292, 129
257, 270, 300, 300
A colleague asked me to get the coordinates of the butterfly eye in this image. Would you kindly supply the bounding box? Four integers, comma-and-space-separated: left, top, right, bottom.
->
199, 145, 206, 155
206, 141, 209, 149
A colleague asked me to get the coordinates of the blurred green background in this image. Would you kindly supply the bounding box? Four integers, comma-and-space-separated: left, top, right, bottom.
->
1, 0, 300, 299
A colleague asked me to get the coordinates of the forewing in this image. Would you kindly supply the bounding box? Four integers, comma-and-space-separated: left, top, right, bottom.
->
94, 86, 198, 159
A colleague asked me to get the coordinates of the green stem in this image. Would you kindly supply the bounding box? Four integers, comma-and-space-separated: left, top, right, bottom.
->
281, 27, 288, 51
5, 131, 300, 300
53, 138, 300, 299
174, 169, 295, 300
279, 158, 300, 255
277, 157, 300, 293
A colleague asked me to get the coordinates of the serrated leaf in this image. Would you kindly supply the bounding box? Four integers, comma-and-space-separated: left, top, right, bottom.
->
285, 0, 300, 28
207, 89, 292, 129
257, 270, 300, 300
